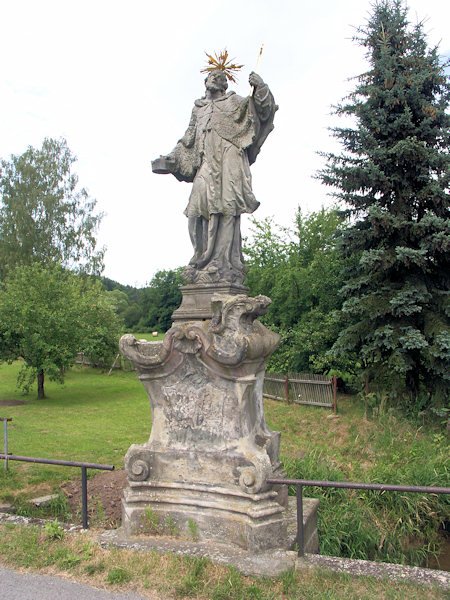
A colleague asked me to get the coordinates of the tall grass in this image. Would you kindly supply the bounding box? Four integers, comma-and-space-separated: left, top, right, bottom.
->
282, 411, 449, 567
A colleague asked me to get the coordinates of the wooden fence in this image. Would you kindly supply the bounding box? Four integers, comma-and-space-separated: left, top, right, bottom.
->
263, 372, 337, 412
75, 352, 135, 372
75, 352, 91, 366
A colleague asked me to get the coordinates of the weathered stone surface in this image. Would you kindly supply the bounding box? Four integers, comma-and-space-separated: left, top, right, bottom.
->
30, 494, 59, 507
298, 554, 450, 590
152, 70, 277, 285
119, 293, 294, 551
172, 283, 249, 322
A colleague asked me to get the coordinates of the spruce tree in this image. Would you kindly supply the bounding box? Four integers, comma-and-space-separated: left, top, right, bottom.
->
319, 0, 450, 409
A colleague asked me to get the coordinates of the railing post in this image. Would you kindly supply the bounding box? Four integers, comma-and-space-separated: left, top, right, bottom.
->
285, 374, 290, 405
3, 419, 8, 471
296, 484, 304, 557
81, 466, 88, 529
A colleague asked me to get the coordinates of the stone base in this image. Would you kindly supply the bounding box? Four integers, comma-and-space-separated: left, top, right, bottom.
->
100, 497, 319, 577
172, 283, 249, 322
122, 480, 291, 552
119, 294, 298, 558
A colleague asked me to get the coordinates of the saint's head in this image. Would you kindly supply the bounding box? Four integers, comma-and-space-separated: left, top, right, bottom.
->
205, 71, 228, 94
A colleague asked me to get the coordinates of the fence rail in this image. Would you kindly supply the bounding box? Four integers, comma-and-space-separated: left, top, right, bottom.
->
266, 477, 450, 557
76, 352, 136, 373
263, 372, 337, 412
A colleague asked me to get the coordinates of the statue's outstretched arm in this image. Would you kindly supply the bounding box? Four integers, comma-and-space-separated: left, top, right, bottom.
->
178, 107, 197, 149
152, 107, 198, 177
249, 72, 275, 122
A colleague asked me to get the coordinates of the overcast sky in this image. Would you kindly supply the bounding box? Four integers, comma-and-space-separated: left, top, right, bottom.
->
1, 0, 449, 287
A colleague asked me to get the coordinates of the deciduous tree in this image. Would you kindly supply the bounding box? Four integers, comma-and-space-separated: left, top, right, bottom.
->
0, 138, 104, 280
0, 264, 121, 398
244, 208, 349, 373
139, 269, 183, 332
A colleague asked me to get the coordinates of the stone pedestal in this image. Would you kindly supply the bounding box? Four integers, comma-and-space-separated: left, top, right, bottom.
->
119, 293, 291, 551
172, 283, 249, 322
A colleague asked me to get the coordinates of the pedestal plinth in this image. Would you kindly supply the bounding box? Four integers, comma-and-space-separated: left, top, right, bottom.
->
172, 283, 249, 322
119, 293, 290, 551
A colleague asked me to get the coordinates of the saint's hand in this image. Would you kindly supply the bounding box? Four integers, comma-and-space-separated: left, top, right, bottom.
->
151, 154, 176, 174
249, 72, 264, 89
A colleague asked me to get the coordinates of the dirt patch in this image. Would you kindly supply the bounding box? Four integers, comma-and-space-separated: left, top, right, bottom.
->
61, 469, 127, 528
0, 399, 26, 406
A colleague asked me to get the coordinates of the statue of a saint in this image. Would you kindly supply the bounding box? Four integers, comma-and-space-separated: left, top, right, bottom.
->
152, 69, 277, 285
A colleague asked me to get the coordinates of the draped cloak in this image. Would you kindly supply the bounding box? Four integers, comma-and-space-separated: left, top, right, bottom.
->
170, 84, 277, 220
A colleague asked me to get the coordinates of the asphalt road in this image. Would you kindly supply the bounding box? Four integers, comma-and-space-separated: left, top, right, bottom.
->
0, 566, 152, 600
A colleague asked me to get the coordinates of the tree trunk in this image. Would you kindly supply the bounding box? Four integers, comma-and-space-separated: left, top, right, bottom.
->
405, 355, 420, 401
37, 370, 45, 399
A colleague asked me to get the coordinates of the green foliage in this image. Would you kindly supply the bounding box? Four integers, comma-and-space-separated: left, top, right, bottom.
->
279, 567, 298, 596
13, 492, 71, 522
175, 556, 209, 598
0, 526, 48, 568
138, 268, 183, 332
187, 517, 199, 540
83, 561, 106, 575
282, 410, 449, 566
141, 507, 179, 536
44, 519, 65, 540
1, 361, 447, 571
57, 552, 81, 570
102, 269, 182, 333
0, 263, 122, 397
0, 137, 104, 281
91, 497, 106, 527
141, 506, 160, 533
0, 515, 445, 598
107, 566, 132, 584
318, 1, 450, 410
211, 566, 245, 600
164, 514, 178, 536
244, 207, 352, 373
103, 283, 143, 330
0, 362, 150, 502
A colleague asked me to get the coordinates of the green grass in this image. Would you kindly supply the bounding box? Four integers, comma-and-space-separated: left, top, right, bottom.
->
130, 332, 165, 341
0, 362, 149, 499
12, 491, 72, 522
0, 525, 445, 599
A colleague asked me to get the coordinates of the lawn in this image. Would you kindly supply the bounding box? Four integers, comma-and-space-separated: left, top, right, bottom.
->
129, 332, 165, 341
0, 362, 149, 497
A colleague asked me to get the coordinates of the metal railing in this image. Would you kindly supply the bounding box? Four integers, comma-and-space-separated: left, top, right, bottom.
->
0, 451, 114, 529
1, 417, 12, 470
266, 477, 450, 557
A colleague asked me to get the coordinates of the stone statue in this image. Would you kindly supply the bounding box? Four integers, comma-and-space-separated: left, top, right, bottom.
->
111, 64, 321, 558
152, 70, 277, 285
